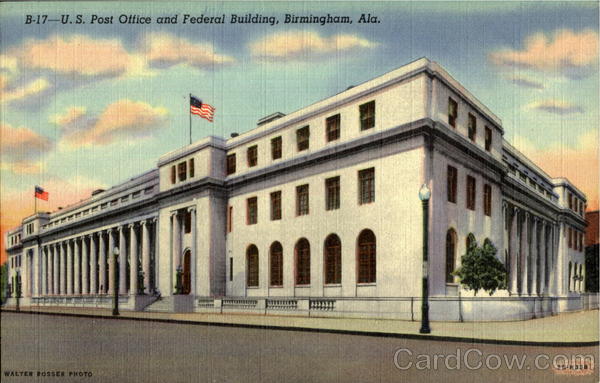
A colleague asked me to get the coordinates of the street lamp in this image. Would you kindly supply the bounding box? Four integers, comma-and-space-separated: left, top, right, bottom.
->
112, 246, 120, 316
418, 183, 431, 334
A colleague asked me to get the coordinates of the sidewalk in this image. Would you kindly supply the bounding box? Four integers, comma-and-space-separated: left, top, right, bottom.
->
2, 305, 598, 346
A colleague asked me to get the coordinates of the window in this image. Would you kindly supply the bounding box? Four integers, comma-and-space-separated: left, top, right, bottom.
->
568, 227, 572, 248
247, 197, 257, 225
171, 165, 176, 184
568, 262, 572, 291
483, 184, 492, 216
189, 158, 195, 178
226, 153, 236, 175
485, 126, 492, 151
568, 193, 573, 209
325, 176, 340, 210
246, 245, 259, 287
227, 206, 233, 233
296, 184, 309, 216
466, 175, 476, 210
357, 229, 376, 283
447, 166, 457, 203
270, 242, 283, 287
358, 168, 375, 204
184, 210, 192, 233
296, 126, 310, 151
326, 114, 341, 142
324, 234, 342, 285
446, 229, 457, 283
359, 101, 375, 130
271, 136, 282, 160
468, 113, 477, 142
448, 98, 458, 128
270, 191, 282, 221
466, 233, 476, 250
295, 238, 311, 285
247, 145, 258, 167
178, 162, 187, 182
229, 257, 233, 282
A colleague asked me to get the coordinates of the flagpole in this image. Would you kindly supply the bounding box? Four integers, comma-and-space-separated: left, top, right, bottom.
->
34, 188, 37, 215
189, 93, 192, 145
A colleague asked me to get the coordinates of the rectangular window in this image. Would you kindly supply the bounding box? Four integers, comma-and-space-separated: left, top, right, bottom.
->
247, 197, 257, 225
325, 176, 340, 210
271, 136, 282, 160
466, 175, 476, 210
227, 206, 233, 233
226, 153, 236, 175
189, 158, 195, 178
270, 191, 282, 221
359, 100, 375, 131
468, 113, 477, 142
184, 210, 192, 233
483, 184, 492, 216
247, 145, 258, 167
296, 126, 310, 151
568, 193, 572, 209
229, 257, 233, 282
296, 184, 309, 216
568, 228, 572, 248
178, 162, 187, 182
358, 168, 375, 204
326, 114, 341, 142
485, 126, 492, 151
448, 98, 458, 128
447, 166, 457, 203
171, 165, 176, 184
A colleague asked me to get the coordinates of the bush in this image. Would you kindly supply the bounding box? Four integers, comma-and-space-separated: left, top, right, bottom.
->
453, 236, 507, 296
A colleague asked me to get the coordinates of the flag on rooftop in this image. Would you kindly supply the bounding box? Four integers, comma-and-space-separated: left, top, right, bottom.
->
34, 186, 49, 201
190, 96, 215, 122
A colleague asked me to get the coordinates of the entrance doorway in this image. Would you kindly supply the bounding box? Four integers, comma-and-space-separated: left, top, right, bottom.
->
182, 250, 191, 295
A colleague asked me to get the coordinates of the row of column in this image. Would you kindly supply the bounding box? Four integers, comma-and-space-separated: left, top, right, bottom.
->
39, 219, 156, 297
504, 203, 560, 296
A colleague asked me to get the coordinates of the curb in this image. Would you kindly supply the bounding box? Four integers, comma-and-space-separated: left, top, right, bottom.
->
2, 309, 598, 347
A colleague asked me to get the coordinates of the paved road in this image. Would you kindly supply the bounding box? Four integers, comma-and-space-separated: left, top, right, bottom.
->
1, 312, 598, 383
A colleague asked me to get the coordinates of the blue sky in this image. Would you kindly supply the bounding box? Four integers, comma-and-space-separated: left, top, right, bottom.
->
1, 1, 598, 240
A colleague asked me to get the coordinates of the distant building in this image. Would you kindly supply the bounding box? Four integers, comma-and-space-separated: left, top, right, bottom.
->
585, 210, 599, 292
4, 58, 596, 320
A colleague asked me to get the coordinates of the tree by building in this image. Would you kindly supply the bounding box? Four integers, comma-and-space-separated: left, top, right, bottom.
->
453, 235, 507, 296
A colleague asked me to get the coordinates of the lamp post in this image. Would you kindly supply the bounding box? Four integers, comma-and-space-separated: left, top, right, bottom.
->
112, 246, 120, 316
418, 183, 431, 334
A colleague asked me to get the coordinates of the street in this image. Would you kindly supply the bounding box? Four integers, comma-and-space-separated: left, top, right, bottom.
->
1, 312, 598, 383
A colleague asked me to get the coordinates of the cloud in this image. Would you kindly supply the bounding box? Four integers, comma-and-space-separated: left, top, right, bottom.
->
57, 100, 168, 147
508, 75, 544, 89
249, 31, 378, 61
142, 32, 235, 69
526, 99, 584, 114
512, 130, 599, 211
0, 123, 53, 173
0, 76, 51, 104
489, 29, 598, 78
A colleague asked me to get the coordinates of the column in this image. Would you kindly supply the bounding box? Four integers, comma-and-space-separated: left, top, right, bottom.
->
530, 218, 538, 295
556, 223, 565, 295
42, 247, 47, 296
129, 223, 138, 296
172, 212, 181, 293
502, 202, 509, 266
520, 212, 529, 295
509, 207, 519, 294
539, 221, 547, 295
82, 236, 89, 295
189, 207, 197, 296
141, 221, 150, 294
548, 225, 556, 295
67, 240, 73, 295
60, 242, 67, 295
47, 247, 53, 295
119, 226, 127, 295
90, 234, 97, 295
99, 231, 106, 294
74, 239, 80, 295
54, 243, 60, 295
108, 230, 115, 295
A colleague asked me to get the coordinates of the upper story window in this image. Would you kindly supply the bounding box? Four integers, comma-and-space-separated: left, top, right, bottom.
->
296, 126, 310, 151
247, 145, 258, 167
189, 158, 195, 178
485, 126, 492, 151
448, 97, 458, 128
178, 161, 187, 182
468, 113, 477, 142
271, 136, 282, 160
247, 197, 258, 225
226, 153, 236, 175
184, 210, 192, 233
326, 114, 341, 142
568, 193, 573, 209
358, 168, 375, 204
447, 165, 457, 203
359, 101, 375, 131
270, 191, 282, 221
325, 176, 340, 210
483, 184, 492, 216
171, 165, 176, 184
227, 206, 233, 233
466, 175, 476, 211
296, 184, 309, 216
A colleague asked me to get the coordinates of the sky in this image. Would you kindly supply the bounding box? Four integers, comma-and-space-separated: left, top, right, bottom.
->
1, 1, 598, 263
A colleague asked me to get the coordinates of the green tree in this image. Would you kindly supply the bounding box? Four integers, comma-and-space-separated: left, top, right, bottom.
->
453, 236, 507, 296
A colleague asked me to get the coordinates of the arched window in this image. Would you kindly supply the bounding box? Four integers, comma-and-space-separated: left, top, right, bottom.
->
246, 245, 259, 287
466, 233, 476, 251
270, 242, 283, 287
324, 234, 342, 285
295, 239, 311, 285
357, 230, 376, 284
446, 229, 457, 283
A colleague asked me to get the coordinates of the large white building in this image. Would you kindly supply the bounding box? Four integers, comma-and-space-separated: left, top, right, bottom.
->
4, 58, 595, 320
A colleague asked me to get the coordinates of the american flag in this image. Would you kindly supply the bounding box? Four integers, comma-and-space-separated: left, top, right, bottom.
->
34, 186, 49, 201
190, 96, 215, 122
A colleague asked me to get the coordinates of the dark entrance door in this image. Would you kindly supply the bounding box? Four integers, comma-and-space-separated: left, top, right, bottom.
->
182, 250, 191, 295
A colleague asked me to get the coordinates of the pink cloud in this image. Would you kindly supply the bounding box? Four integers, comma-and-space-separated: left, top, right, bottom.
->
0, 123, 53, 173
